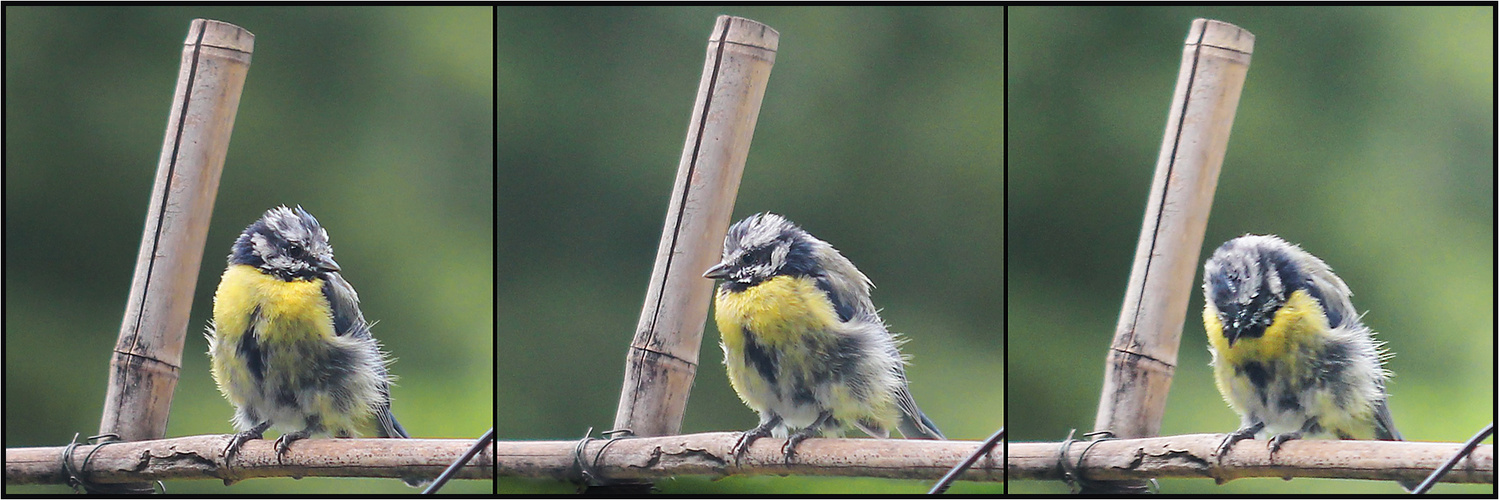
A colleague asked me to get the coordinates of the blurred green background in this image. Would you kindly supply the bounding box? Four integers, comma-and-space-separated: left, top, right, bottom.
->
499, 7, 1003, 494
1009, 6, 1492, 495
4, 6, 492, 494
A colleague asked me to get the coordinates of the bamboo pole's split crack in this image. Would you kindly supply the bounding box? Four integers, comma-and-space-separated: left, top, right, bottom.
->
198, 43, 251, 54
1194, 43, 1251, 55
1107, 346, 1177, 371
626, 344, 699, 369
110, 349, 182, 372
718, 40, 777, 52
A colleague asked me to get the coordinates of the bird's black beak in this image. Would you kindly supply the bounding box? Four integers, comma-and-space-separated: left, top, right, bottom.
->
703, 262, 732, 280
317, 256, 341, 273
1225, 308, 1253, 347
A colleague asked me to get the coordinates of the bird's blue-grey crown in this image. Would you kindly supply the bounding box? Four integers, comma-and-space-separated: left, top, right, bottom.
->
1203, 234, 1356, 344
231, 205, 341, 281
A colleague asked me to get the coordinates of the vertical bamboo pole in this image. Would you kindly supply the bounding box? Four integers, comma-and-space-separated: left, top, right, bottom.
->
612, 16, 779, 439
98, 19, 253, 458
1087, 19, 1252, 493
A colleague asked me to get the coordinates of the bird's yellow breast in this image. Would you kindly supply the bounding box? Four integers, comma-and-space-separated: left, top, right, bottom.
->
714, 275, 841, 349
212, 264, 335, 345
1206, 288, 1328, 377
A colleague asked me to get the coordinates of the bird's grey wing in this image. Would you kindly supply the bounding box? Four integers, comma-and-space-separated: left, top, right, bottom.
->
815, 276, 860, 323
323, 272, 401, 430
1304, 259, 1357, 329
322, 272, 370, 339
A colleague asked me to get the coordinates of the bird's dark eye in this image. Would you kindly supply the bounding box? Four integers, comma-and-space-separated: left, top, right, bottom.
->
746, 252, 770, 268
287, 246, 306, 259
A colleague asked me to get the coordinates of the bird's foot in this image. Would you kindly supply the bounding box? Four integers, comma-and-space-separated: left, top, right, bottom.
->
781, 411, 832, 463
223, 421, 271, 463
1267, 431, 1302, 454
731, 419, 778, 464
273, 430, 311, 460
782, 430, 817, 463
1215, 422, 1265, 463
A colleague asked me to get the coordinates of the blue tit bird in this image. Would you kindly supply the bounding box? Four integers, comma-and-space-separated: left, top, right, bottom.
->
1203, 234, 1415, 491
207, 206, 419, 483
703, 213, 944, 461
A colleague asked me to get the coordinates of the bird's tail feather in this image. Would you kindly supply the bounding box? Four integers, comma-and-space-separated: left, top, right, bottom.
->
376, 406, 429, 487
377, 405, 411, 439
898, 410, 945, 440
1372, 400, 1418, 492
893, 385, 944, 440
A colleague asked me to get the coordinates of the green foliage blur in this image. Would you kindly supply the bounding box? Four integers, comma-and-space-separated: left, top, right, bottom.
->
4, 6, 492, 494
499, 6, 1003, 494
1009, 6, 1492, 494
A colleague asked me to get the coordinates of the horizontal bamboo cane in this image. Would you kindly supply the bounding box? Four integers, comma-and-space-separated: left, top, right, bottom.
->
1009, 434, 1489, 486
500, 432, 1002, 483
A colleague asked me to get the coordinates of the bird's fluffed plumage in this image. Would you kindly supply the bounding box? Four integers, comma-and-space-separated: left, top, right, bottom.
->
1203, 234, 1412, 491
208, 206, 418, 484
705, 213, 943, 460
